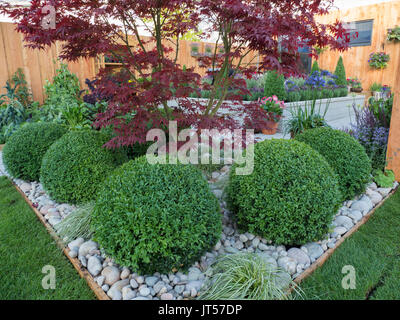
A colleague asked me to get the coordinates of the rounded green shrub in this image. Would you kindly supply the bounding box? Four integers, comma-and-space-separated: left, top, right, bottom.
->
227, 139, 342, 245
2, 122, 67, 181
40, 130, 128, 204
295, 127, 372, 201
91, 157, 222, 275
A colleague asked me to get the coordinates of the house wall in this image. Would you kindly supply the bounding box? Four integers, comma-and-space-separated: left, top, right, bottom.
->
314, 1, 400, 93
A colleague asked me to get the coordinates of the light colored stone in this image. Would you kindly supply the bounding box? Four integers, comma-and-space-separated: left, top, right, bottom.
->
78, 240, 98, 257
120, 267, 130, 280
277, 256, 297, 275
287, 248, 311, 265
130, 278, 139, 289
122, 287, 136, 300
304, 243, 324, 260
107, 279, 130, 299
239, 234, 248, 242
258, 243, 268, 251
334, 215, 354, 230
97, 276, 105, 287
257, 253, 278, 271
139, 287, 151, 296
333, 226, 347, 236
377, 188, 391, 197
68, 249, 78, 258
145, 276, 159, 287
161, 293, 174, 300
101, 266, 121, 286
87, 256, 102, 276
348, 210, 363, 222
367, 190, 383, 205
20, 182, 31, 193
68, 238, 84, 250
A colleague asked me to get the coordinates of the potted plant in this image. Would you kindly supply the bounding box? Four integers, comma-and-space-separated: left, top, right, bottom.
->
190, 44, 200, 57
347, 77, 363, 93
387, 26, 400, 42
259, 95, 285, 135
369, 82, 382, 97
205, 45, 213, 57
368, 52, 390, 69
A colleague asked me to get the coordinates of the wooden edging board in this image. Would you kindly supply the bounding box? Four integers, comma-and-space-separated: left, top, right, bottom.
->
291, 185, 399, 290
11, 181, 110, 301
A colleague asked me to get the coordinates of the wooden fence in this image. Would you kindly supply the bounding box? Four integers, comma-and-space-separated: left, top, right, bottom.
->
314, 1, 400, 93
0, 22, 261, 104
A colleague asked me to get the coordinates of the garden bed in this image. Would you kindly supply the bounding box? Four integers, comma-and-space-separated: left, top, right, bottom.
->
0, 150, 397, 300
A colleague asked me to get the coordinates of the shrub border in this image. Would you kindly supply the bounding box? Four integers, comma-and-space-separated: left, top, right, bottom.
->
10, 179, 110, 301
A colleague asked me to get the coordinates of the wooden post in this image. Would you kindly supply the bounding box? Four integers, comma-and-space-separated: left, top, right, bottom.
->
386, 91, 400, 180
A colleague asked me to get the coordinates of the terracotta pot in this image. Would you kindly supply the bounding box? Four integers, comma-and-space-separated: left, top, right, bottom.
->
350, 87, 363, 93
262, 121, 279, 135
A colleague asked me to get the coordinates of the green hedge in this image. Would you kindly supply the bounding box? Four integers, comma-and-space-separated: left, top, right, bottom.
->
91, 157, 222, 275
227, 139, 342, 245
296, 128, 372, 201
40, 130, 128, 204
2, 122, 67, 181
264, 71, 286, 101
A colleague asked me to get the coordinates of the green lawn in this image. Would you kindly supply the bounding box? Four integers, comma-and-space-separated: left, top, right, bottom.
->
298, 189, 400, 300
0, 176, 95, 300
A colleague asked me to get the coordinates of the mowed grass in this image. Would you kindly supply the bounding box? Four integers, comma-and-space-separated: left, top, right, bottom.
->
0, 176, 95, 300
297, 189, 400, 300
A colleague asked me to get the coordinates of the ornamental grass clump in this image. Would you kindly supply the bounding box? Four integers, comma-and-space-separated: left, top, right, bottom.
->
296, 127, 372, 201
40, 130, 128, 204
91, 157, 222, 275
2, 122, 67, 181
227, 139, 342, 245
198, 253, 303, 300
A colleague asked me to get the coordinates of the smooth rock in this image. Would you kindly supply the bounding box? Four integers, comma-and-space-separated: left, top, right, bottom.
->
257, 253, 278, 271
367, 190, 383, 205
186, 280, 203, 292
87, 256, 102, 276
101, 266, 121, 286
20, 182, 31, 193
120, 267, 130, 280
304, 243, 324, 260
258, 243, 268, 251
130, 279, 139, 289
287, 248, 311, 265
161, 293, 174, 300
334, 215, 354, 229
122, 287, 136, 300
333, 226, 347, 236
68, 238, 84, 250
68, 249, 78, 258
145, 276, 159, 287
154, 281, 167, 294
277, 256, 297, 275
348, 210, 363, 222
377, 188, 391, 197
139, 287, 151, 296
97, 276, 105, 287
107, 279, 130, 299
78, 240, 98, 257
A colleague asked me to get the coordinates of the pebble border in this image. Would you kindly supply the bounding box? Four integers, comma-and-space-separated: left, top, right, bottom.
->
0, 150, 398, 300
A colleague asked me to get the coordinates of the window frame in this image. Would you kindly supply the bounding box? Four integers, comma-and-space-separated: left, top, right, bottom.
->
345, 19, 374, 47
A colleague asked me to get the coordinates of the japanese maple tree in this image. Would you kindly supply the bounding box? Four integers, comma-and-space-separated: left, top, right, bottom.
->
1, 0, 351, 148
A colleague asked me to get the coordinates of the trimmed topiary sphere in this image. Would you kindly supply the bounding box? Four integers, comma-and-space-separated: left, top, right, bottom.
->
91, 157, 222, 275
2, 122, 67, 181
295, 127, 372, 201
227, 139, 342, 245
40, 130, 128, 204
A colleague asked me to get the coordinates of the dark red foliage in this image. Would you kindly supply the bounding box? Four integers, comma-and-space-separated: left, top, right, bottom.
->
1, 0, 351, 148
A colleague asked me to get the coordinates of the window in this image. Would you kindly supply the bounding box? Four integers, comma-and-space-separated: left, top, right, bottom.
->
345, 20, 374, 47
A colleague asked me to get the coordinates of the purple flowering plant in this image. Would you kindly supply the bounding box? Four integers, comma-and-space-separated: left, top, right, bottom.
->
368, 52, 390, 69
